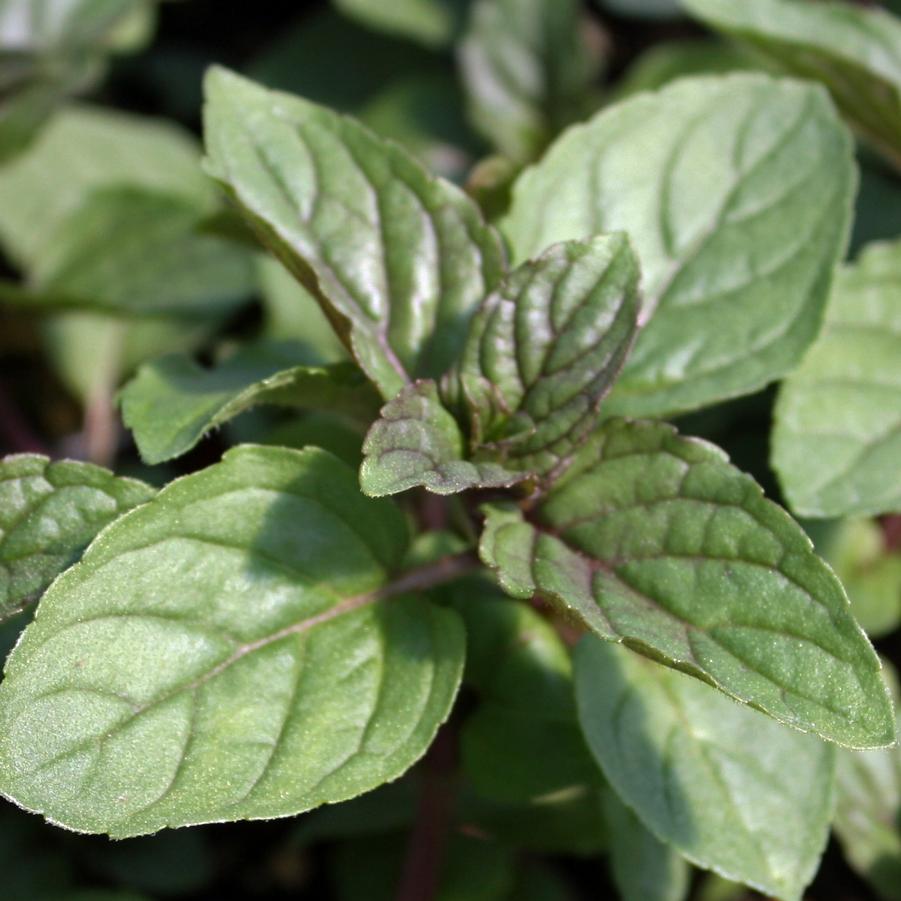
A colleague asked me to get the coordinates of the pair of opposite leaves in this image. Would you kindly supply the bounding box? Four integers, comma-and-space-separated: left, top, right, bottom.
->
0, 68, 892, 884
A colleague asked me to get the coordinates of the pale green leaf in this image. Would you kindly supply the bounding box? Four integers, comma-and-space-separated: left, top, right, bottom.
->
773, 241, 901, 517
835, 671, 901, 900
120, 347, 379, 465
334, 0, 462, 47
503, 74, 855, 417
459, 0, 602, 162
684, 0, 901, 169
576, 639, 835, 901
0, 104, 213, 271
479, 418, 894, 748
602, 787, 690, 901
202, 67, 506, 400
5, 187, 254, 318
0, 445, 464, 837
0, 455, 153, 621
360, 380, 524, 496
458, 234, 639, 476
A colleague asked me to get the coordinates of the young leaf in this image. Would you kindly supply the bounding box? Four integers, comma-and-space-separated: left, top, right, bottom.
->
202, 66, 506, 400
684, 0, 901, 170
7, 187, 255, 318
576, 640, 835, 901
479, 418, 894, 748
0, 445, 464, 837
360, 380, 524, 497
773, 241, 901, 518
502, 74, 855, 418
0, 105, 213, 271
120, 348, 379, 465
601, 787, 690, 901
458, 0, 602, 163
334, 0, 461, 47
834, 669, 901, 900
450, 588, 601, 803
458, 234, 639, 476
0, 455, 154, 621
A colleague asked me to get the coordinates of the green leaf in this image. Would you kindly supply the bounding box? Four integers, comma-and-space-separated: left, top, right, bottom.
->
684, 0, 901, 170
503, 74, 855, 418
334, 0, 463, 47
479, 417, 894, 748
0, 454, 153, 621
360, 380, 525, 496
773, 241, 901, 518
602, 787, 690, 901
576, 639, 835, 901
834, 670, 901, 901
202, 67, 506, 400
120, 347, 380, 465
4, 187, 254, 318
822, 519, 901, 639
0, 104, 213, 271
0, 445, 464, 837
458, 0, 602, 162
458, 234, 639, 476
450, 588, 600, 802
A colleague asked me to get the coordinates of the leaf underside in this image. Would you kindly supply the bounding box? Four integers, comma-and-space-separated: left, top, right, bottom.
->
0, 445, 464, 837
479, 417, 893, 748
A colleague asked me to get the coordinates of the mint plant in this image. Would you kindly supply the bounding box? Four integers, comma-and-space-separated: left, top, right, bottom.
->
1, 2, 901, 900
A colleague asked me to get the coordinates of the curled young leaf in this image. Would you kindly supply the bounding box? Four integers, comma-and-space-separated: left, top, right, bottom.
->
458, 233, 639, 476
0, 455, 154, 621
480, 418, 894, 748
503, 74, 855, 417
0, 446, 464, 837
360, 380, 524, 497
202, 67, 506, 400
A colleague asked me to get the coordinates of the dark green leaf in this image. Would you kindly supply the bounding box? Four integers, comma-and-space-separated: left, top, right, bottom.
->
120, 347, 380, 464
503, 74, 855, 417
203, 67, 506, 400
684, 0, 901, 170
0, 454, 153, 621
479, 418, 894, 748
360, 380, 524, 496
773, 241, 901, 517
458, 234, 639, 476
576, 640, 835, 901
0, 445, 464, 836
459, 0, 603, 162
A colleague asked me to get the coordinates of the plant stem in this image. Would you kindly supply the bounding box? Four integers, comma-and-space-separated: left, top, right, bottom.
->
396, 725, 456, 901
881, 514, 901, 554
381, 552, 478, 601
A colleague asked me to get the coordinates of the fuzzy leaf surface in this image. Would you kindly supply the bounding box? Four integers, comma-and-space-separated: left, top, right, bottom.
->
576, 640, 835, 901
773, 241, 901, 517
459, 0, 602, 162
479, 418, 893, 748
0, 455, 153, 621
121, 348, 379, 465
360, 380, 524, 497
684, 0, 901, 169
203, 67, 505, 400
0, 445, 464, 837
503, 74, 855, 417
458, 234, 639, 476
